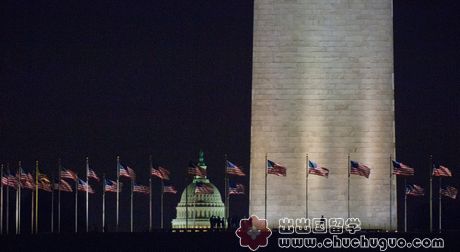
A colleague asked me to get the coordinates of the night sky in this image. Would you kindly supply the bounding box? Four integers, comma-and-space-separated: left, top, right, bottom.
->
1, 1, 459, 233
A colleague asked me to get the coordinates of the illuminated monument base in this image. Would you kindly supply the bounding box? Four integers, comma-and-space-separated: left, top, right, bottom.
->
250, 0, 396, 229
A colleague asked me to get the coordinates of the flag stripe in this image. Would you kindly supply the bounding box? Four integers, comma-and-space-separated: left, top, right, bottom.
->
87, 169, 100, 181
406, 184, 424, 196
226, 161, 246, 176
392, 160, 415, 176
163, 185, 177, 194
267, 160, 287, 176
228, 182, 245, 195
133, 184, 150, 194
432, 165, 452, 177
77, 179, 94, 193
440, 186, 458, 199
350, 160, 371, 178
60, 169, 78, 181
195, 182, 214, 194
104, 179, 122, 193
308, 160, 329, 177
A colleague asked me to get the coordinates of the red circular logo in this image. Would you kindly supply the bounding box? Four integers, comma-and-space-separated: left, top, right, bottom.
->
235, 215, 272, 251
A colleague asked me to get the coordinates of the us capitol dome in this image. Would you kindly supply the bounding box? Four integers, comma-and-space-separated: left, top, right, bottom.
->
171, 151, 225, 229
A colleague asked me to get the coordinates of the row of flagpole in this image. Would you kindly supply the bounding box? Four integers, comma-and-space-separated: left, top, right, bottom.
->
0, 154, 246, 234
0, 156, 177, 234
264, 153, 457, 232
0, 153, 456, 233
223, 155, 246, 226
403, 156, 457, 233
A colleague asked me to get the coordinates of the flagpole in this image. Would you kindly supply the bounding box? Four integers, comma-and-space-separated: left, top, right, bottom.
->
347, 154, 350, 219
18, 161, 23, 234
15, 167, 18, 234
130, 176, 133, 232
264, 153, 267, 220
31, 185, 34, 234
224, 154, 228, 228
35, 160, 38, 234
438, 177, 442, 233
116, 156, 120, 232
102, 173, 106, 233
0, 164, 3, 235
161, 178, 164, 230
58, 159, 61, 233
14, 162, 20, 234
429, 155, 433, 233
16, 161, 22, 235
51, 173, 54, 233
185, 171, 188, 229
19, 169, 21, 234
149, 155, 153, 232
306, 154, 309, 220
404, 178, 407, 232
389, 155, 392, 231
75, 171, 78, 233
85, 157, 88, 232
6, 163, 10, 235
149, 176, 153, 231
15, 166, 17, 234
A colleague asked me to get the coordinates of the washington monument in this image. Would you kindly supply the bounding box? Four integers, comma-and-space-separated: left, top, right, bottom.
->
250, 0, 395, 229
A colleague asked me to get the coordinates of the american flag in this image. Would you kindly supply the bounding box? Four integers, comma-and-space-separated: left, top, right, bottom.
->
308, 160, 329, 177
158, 167, 170, 180
39, 173, 51, 184
77, 179, 94, 194
151, 167, 162, 179
440, 186, 458, 199
87, 168, 100, 181
226, 161, 246, 176
18, 168, 29, 182
21, 179, 35, 190
188, 162, 206, 177
118, 164, 135, 179
133, 184, 150, 194
15, 174, 22, 188
1, 176, 7, 186
7, 175, 17, 188
60, 169, 78, 181
406, 184, 424, 196
432, 165, 452, 177
127, 166, 136, 179
54, 179, 73, 192
38, 180, 52, 192
267, 160, 287, 176
392, 160, 414, 176
26, 173, 34, 183
104, 179, 121, 193
195, 182, 214, 194
151, 166, 170, 180
163, 185, 177, 194
350, 160, 371, 178
228, 181, 245, 195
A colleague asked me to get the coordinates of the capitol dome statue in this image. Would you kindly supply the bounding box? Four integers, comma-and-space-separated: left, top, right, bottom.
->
171, 151, 225, 229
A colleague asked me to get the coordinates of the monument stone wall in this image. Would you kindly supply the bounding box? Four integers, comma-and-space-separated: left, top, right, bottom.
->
250, 0, 396, 229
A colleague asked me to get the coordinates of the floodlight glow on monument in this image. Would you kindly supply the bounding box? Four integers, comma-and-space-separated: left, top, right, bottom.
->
249, 0, 396, 229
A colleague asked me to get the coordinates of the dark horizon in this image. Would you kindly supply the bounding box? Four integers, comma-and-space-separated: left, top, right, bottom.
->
1, 0, 460, 233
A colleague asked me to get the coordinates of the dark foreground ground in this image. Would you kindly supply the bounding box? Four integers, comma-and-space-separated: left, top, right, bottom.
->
1, 230, 460, 251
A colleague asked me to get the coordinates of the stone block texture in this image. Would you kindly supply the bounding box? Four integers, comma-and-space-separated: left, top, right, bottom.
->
250, 0, 396, 229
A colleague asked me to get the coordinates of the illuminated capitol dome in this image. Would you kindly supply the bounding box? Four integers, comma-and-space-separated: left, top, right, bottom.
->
172, 151, 225, 229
